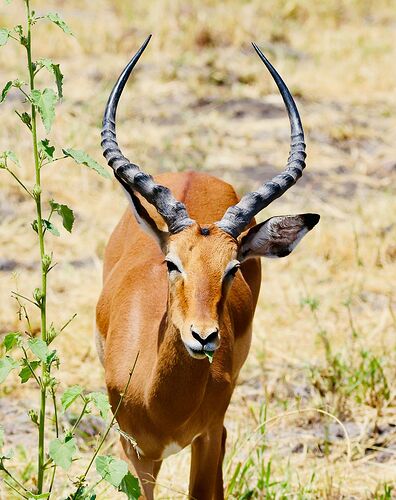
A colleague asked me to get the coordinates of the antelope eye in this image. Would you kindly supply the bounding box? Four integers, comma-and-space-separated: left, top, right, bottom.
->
166, 260, 181, 274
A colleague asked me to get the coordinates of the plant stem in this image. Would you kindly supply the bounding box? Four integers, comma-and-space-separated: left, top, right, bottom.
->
83, 477, 104, 497
60, 313, 77, 332
41, 155, 67, 167
21, 346, 42, 387
24, 0, 48, 493
17, 86, 32, 102
11, 291, 40, 308
46, 207, 54, 223
71, 398, 89, 434
51, 387, 59, 438
1, 464, 30, 494
5, 167, 33, 198
72, 354, 139, 498
3, 479, 28, 499
14, 296, 34, 335
47, 464, 57, 499
47, 387, 59, 497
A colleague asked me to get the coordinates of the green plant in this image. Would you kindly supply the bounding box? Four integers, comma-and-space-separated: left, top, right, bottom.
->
224, 404, 311, 499
0, 1, 140, 498
374, 482, 394, 500
348, 350, 391, 415
226, 404, 276, 499
302, 296, 392, 419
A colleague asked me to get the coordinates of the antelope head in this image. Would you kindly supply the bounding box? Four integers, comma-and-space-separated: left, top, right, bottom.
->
101, 36, 319, 359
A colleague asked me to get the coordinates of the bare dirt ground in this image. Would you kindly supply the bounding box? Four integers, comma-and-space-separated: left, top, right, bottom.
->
1, 0, 396, 498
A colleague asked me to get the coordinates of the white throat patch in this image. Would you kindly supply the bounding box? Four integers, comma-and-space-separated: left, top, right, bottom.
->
161, 442, 182, 459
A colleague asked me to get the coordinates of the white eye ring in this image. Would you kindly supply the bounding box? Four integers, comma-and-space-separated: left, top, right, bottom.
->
164, 253, 185, 276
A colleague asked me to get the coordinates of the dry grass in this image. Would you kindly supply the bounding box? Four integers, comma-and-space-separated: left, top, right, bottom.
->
0, 0, 396, 498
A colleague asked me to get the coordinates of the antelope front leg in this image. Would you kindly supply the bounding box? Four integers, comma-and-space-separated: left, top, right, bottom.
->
189, 424, 227, 500
120, 436, 162, 500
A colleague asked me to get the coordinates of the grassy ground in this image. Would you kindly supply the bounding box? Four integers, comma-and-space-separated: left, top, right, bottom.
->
1, 0, 396, 498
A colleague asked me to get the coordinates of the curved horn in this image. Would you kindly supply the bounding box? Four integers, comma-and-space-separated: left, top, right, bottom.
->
101, 35, 194, 234
216, 43, 306, 238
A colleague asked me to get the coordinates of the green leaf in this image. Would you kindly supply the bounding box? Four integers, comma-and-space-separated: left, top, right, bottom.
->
19, 361, 40, 383
205, 351, 214, 363
31, 88, 57, 133
51, 63, 63, 99
0, 150, 20, 167
49, 200, 74, 232
49, 436, 77, 470
46, 350, 58, 366
0, 28, 10, 46
32, 219, 56, 235
88, 391, 111, 420
42, 219, 60, 237
69, 488, 96, 500
45, 13, 73, 36
0, 356, 18, 384
27, 493, 50, 499
28, 338, 49, 362
6, 150, 19, 166
36, 59, 63, 99
0, 81, 12, 103
3, 332, 21, 352
61, 385, 83, 411
58, 205, 74, 232
39, 138, 55, 161
95, 455, 128, 487
119, 471, 141, 500
62, 148, 111, 179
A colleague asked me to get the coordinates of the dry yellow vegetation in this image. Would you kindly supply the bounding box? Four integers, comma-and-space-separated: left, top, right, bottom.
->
0, 0, 395, 498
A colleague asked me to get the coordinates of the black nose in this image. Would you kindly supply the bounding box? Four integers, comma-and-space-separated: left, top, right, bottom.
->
191, 328, 219, 346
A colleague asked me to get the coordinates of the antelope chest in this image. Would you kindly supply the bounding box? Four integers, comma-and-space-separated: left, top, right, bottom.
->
159, 441, 183, 459
133, 434, 187, 461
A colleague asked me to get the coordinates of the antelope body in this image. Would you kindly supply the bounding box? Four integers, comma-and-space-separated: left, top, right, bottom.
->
96, 36, 319, 499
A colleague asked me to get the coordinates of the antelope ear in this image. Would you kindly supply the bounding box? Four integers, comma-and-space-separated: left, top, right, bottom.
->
117, 174, 168, 252
237, 213, 320, 261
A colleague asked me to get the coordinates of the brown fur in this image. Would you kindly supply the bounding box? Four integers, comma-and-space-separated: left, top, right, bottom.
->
96, 172, 261, 499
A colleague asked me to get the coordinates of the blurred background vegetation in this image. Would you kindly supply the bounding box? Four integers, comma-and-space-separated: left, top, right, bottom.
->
1, 0, 395, 497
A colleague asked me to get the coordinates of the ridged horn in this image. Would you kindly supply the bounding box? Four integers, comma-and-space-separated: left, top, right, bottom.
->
216, 43, 306, 238
101, 35, 194, 234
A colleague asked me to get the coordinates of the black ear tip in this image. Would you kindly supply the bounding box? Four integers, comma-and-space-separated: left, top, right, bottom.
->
303, 213, 320, 230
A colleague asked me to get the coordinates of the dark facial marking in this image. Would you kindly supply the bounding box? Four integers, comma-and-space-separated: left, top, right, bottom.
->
200, 227, 210, 236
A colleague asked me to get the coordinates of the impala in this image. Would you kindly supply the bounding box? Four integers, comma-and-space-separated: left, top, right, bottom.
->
96, 35, 319, 499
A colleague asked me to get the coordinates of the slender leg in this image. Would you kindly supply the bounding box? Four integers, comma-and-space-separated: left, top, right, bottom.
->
120, 437, 162, 500
189, 424, 226, 500
214, 426, 227, 500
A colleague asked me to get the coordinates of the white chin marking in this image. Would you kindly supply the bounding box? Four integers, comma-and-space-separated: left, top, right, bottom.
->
185, 345, 206, 359
161, 442, 182, 459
